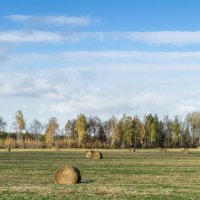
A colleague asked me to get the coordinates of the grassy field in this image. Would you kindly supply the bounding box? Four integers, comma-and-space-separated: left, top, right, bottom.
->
0, 149, 200, 200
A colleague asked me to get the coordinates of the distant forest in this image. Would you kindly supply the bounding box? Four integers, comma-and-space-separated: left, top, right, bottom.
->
0, 110, 200, 149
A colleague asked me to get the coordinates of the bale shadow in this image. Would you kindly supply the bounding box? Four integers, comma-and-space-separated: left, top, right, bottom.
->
80, 179, 94, 184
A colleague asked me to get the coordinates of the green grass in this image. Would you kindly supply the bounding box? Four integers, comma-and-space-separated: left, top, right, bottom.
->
0, 149, 200, 199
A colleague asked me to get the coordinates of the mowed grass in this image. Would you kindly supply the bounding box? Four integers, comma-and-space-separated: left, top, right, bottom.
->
0, 149, 200, 200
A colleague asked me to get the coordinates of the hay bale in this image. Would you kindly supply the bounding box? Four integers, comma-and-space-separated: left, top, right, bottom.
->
129, 148, 136, 152
52, 147, 60, 151
91, 151, 103, 160
85, 150, 94, 158
5, 148, 11, 152
129, 148, 133, 152
182, 148, 189, 154
160, 148, 167, 153
54, 165, 81, 184
198, 146, 200, 151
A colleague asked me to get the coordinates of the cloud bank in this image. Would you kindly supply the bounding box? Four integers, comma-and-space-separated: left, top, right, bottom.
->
1, 14, 200, 127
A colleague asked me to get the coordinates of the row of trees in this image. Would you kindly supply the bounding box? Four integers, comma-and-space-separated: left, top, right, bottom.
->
1, 111, 200, 149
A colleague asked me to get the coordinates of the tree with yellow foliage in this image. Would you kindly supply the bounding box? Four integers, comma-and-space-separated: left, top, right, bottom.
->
14, 110, 25, 143
45, 117, 59, 148
75, 114, 87, 145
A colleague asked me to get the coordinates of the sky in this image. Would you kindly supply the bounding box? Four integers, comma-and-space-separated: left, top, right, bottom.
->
1, 0, 200, 130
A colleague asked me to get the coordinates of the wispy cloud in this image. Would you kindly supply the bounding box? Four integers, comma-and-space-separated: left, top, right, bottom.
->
91, 31, 200, 46
4, 51, 200, 72
1, 30, 200, 45
0, 30, 63, 43
6, 15, 92, 27
0, 31, 108, 43
122, 31, 200, 46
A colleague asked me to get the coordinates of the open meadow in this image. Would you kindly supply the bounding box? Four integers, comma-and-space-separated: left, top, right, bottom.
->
0, 149, 200, 200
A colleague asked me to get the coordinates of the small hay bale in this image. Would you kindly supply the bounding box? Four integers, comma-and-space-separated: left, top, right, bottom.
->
198, 146, 200, 151
5, 148, 11, 152
54, 165, 81, 184
91, 151, 103, 160
182, 148, 189, 154
52, 147, 60, 151
160, 148, 167, 153
129, 148, 135, 152
85, 150, 94, 158
129, 148, 132, 152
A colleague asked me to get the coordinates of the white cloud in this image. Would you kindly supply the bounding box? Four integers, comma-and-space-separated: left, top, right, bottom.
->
0, 46, 10, 63
122, 31, 200, 46
48, 91, 168, 116
0, 74, 59, 98
2, 30, 200, 45
3, 51, 200, 73
1, 64, 200, 127
6, 15, 92, 27
0, 30, 63, 43
0, 31, 109, 43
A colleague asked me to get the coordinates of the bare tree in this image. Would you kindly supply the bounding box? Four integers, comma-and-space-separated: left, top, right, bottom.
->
29, 119, 43, 141
0, 116, 7, 132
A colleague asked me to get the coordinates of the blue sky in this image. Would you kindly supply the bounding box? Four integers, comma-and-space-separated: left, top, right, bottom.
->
1, 0, 200, 130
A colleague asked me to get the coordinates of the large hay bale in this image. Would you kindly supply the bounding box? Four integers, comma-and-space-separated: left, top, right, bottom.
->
85, 150, 94, 158
91, 151, 103, 160
54, 165, 81, 184
182, 148, 189, 154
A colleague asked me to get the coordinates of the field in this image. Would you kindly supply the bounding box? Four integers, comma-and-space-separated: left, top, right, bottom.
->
0, 149, 200, 200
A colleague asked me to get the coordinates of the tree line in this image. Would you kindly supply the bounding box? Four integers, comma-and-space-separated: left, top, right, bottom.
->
0, 110, 200, 149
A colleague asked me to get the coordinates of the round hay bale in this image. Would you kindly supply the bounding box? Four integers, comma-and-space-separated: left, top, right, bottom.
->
160, 148, 167, 153
129, 148, 133, 152
85, 150, 94, 158
54, 165, 81, 184
52, 147, 61, 151
91, 151, 103, 160
129, 148, 136, 152
182, 148, 189, 154
5, 148, 11, 152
